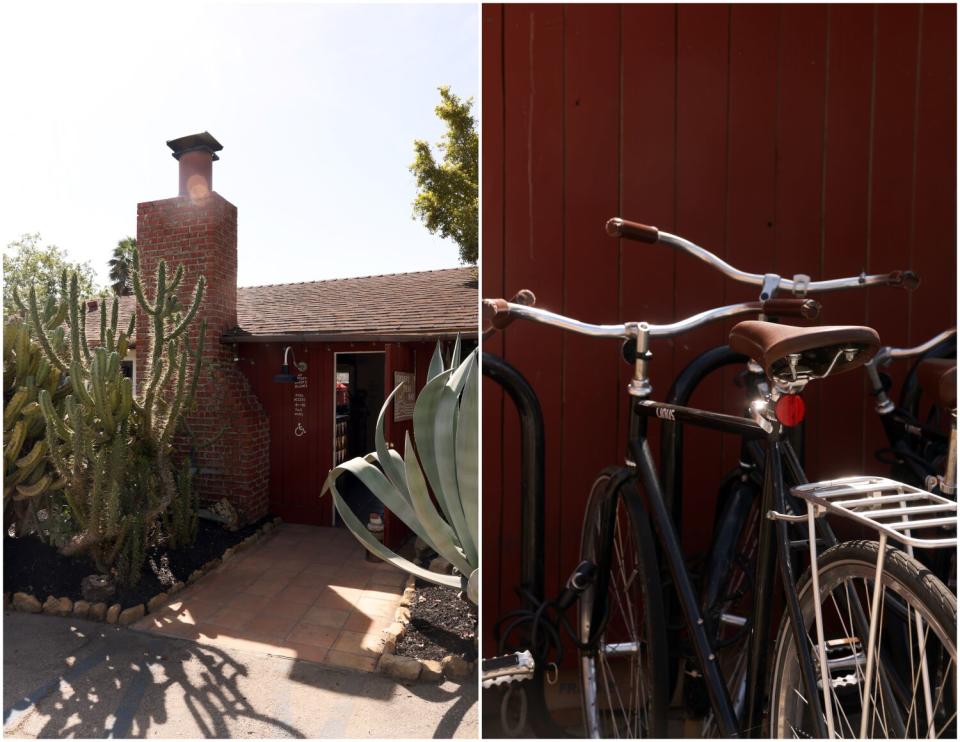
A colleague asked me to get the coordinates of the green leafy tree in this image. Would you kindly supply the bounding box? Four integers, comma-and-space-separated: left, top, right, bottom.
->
411, 86, 478, 265
108, 237, 137, 296
3, 234, 99, 318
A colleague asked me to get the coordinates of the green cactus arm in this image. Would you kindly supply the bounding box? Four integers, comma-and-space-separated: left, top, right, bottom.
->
117, 377, 133, 421
168, 277, 205, 342
19, 287, 70, 375
132, 268, 157, 316
110, 296, 119, 339
43, 293, 68, 331
90, 350, 116, 434
181, 319, 206, 417
38, 388, 72, 441
126, 309, 136, 338
66, 274, 84, 364
167, 264, 185, 297
98, 293, 107, 349
69, 361, 96, 410
160, 347, 189, 448
78, 300, 93, 363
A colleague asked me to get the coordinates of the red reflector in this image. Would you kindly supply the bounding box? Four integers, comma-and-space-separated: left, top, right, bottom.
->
775, 395, 806, 427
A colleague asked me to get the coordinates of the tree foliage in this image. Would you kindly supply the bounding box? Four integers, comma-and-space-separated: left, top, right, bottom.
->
3, 234, 99, 318
108, 237, 137, 296
410, 87, 478, 265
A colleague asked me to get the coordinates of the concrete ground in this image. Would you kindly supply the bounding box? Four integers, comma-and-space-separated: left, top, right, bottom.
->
133, 523, 406, 674
3, 612, 477, 738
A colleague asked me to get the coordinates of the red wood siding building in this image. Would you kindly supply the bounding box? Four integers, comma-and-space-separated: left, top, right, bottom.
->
482, 3, 956, 650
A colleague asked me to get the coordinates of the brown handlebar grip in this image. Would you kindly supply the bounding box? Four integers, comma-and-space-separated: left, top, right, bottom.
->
605, 218, 660, 244
760, 298, 822, 320
510, 289, 537, 307
482, 290, 538, 331
887, 270, 920, 291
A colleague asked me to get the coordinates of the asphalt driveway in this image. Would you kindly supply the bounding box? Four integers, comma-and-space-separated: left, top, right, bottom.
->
3, 612, 477, 738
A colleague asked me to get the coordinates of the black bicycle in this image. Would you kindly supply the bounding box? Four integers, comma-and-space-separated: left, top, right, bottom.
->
481, 221, 957, 739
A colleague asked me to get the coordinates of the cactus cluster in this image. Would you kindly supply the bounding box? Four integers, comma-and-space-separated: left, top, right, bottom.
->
7, 256, 207, 584
3, 293, 71, 536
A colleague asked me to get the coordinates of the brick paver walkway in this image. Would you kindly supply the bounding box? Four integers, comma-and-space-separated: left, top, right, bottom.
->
131, 523, 406, 673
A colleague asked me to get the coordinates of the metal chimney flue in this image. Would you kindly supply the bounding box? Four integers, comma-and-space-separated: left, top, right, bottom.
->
166, 132, 223, 199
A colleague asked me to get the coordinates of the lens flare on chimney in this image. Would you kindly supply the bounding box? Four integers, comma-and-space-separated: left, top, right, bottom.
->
166, 132, 223, 202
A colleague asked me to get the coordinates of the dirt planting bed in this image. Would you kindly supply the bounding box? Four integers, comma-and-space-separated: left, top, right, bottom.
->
395, 582, 477, 662
4, 516, 271, 608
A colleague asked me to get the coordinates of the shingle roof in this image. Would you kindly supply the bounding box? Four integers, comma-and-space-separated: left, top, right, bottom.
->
231, 267, 477, 340
84, 267, 477, 344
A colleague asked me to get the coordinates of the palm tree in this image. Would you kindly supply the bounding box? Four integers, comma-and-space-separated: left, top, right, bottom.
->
108, 237, 137, 296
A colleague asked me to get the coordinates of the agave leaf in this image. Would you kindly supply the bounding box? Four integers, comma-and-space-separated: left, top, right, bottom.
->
427, 341, 445, 383
330, 489, 460, 589
320, 454, 448, 558
450, 334, 462, 368
375, 383, 409, 501
403, 431, 472, 575
430, 379, 476, 566
467, 568, 479, 604
411, 367, 457, 526
456, 351, 479, 555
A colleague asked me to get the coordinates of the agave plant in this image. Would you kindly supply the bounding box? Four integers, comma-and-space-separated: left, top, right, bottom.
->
320, 340, 478, 604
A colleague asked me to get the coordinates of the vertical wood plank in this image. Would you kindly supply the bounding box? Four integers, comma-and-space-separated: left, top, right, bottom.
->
819, 5, 874, 477
863, 4, 921, 470
774, 4, 829, 477
719, 4, 780, 474
560, 3, 622, 579
618, 3, 677, 466
910, 4, 957, 357
674, 3, 730, 550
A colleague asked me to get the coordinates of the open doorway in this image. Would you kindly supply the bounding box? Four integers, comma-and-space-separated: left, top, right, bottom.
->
332, 351, 385, 527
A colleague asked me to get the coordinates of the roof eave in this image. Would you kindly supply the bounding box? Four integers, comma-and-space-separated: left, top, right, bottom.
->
220, 330, 477, 344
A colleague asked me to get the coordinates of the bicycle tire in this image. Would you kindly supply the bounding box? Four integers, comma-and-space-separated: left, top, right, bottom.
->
578, 467, 669, 738
770, 539, 957, 738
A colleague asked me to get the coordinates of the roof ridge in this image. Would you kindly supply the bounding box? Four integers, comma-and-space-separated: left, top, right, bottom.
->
237, 266, 473, 290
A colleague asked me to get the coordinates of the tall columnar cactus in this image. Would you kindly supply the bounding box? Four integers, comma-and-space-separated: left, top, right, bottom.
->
12, 256, 206, 582
3, 292, 71, 535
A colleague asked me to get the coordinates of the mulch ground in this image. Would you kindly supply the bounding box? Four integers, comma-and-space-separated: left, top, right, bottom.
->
395, 582, 477, 662
3, 516, 270, 608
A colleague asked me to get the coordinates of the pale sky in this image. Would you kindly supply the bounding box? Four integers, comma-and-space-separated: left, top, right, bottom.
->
0, 1, 478, 288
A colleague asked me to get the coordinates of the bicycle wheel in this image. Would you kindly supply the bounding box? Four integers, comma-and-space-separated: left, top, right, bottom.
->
770, 540, 957, 738
578, 467, 668, 738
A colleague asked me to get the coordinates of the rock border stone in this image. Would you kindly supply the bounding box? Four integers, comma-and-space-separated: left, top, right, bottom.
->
5, 517, 281, 628
376, 574, 477, 685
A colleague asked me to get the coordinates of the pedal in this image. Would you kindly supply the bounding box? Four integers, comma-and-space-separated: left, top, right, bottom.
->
481, 650, 536, 688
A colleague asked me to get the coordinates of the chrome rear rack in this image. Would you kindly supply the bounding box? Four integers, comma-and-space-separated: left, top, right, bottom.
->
790, 475, 957, 549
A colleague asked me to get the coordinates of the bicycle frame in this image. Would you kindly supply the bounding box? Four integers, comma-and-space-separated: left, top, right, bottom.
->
628, 398, 827, 738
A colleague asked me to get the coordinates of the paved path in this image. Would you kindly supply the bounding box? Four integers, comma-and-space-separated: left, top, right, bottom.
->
133, 523, 406, 674
3, 612, 477, 738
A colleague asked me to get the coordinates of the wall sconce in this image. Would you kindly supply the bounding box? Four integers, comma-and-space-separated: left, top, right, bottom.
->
273, 346, 307, 383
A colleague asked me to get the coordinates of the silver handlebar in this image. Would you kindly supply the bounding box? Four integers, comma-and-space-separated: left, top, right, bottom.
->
658, 231, 907, 297
495, 300, 771, 340
871, 328, 957, 366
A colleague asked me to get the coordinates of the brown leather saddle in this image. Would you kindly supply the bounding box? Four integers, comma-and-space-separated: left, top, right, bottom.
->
729, 321, 881, 381
916, 357, 957, 409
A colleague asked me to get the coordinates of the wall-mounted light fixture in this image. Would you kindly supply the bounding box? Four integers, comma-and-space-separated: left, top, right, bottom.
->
273, 346, 307, 383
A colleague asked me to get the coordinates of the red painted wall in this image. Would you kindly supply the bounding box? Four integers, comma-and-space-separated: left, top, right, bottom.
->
482, 3, 956, 650
236, 339, 439, 544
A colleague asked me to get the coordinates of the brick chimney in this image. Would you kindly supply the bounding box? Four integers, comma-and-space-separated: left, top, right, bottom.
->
135, 133, 269, 522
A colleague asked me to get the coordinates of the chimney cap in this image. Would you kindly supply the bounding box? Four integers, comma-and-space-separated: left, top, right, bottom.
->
166, 131, 223, 162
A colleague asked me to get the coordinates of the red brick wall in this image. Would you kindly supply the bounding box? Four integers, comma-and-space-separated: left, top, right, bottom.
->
136, 193, 270, 522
